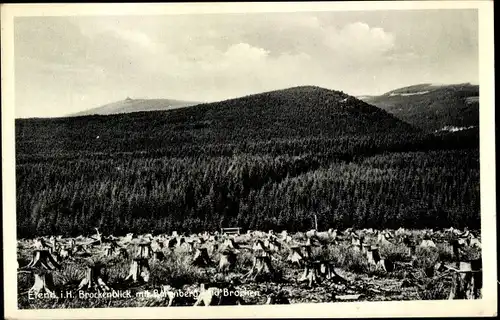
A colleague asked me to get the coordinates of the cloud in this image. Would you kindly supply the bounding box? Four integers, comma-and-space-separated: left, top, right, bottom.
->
225, 43, 269, 61
14, 12, 478, 117
323, 22, 395, 62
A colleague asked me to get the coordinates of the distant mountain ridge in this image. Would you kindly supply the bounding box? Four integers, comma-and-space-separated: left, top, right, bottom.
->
72, 98, 200, 116
359, 83, 479, 132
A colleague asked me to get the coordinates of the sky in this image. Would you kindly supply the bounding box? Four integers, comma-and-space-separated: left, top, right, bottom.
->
14, 9, 479, 118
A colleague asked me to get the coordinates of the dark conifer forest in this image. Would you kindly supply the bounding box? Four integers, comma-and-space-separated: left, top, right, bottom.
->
15, 86, 480, 237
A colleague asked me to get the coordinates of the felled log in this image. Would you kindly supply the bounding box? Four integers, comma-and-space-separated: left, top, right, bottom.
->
78, 264, 110, 291
192, 248, 211, 267
305, 229, 317, 239
335, 294, 363, 301
125, 258, 150, 283
73, 244, 91, 257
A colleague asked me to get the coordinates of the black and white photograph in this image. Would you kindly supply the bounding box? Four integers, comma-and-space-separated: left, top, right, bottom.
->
1, 1, 496, 318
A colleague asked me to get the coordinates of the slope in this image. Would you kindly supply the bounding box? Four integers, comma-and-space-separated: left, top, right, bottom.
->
72, 97, 199, 116
17, 86, 421, 158
360, 83, 479, 132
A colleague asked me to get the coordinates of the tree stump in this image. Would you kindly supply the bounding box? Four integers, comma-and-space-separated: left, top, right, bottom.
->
366, 246, 394, 272
24, 250, 61, 296
287, 247, 304, 268
222, 239, 240, 251
78, 265, 110, 291
186, 241, 195, 253
27, 250, 61, 270
165, 237, 177, 249
30, 271, 57, 296
33, 238, 50, 250
366, 246, 381, 265
192, 248, 211, 267
152, 251, 165, 262
301, 245, 312, 260
125, 258, 150, 283
118, 248, 129, 260
351, 236, 363, 252
209, 242, 219, 256
176, 236, 185, 248
361, 243, 371, 254
420, 235, 436, 248
253, 240, 266, 251
265, 239, 281, 252
58, 247, 71, 260
151, 240, 163, 253
135, 243, 152, 259
406, 244, 416, 259
298, 262, 320, 287
218, 250, 237, 273
245, 255, 276, 281
104, 246, 114, 257
317, 261, 336, 280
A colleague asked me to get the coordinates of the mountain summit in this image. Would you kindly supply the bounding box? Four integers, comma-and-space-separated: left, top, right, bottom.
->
170, 85, 418, 141
72, 98, 199, 116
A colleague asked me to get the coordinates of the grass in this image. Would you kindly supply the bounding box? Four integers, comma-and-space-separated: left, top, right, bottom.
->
16, 229, 481, 308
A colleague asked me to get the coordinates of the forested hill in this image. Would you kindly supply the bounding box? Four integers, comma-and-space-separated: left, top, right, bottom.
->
360, 83, 479, 132
16, 86, 479, 237
16, 86, 420, 158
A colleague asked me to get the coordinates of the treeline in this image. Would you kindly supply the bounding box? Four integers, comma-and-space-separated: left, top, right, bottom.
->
17, 149, 479, 237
